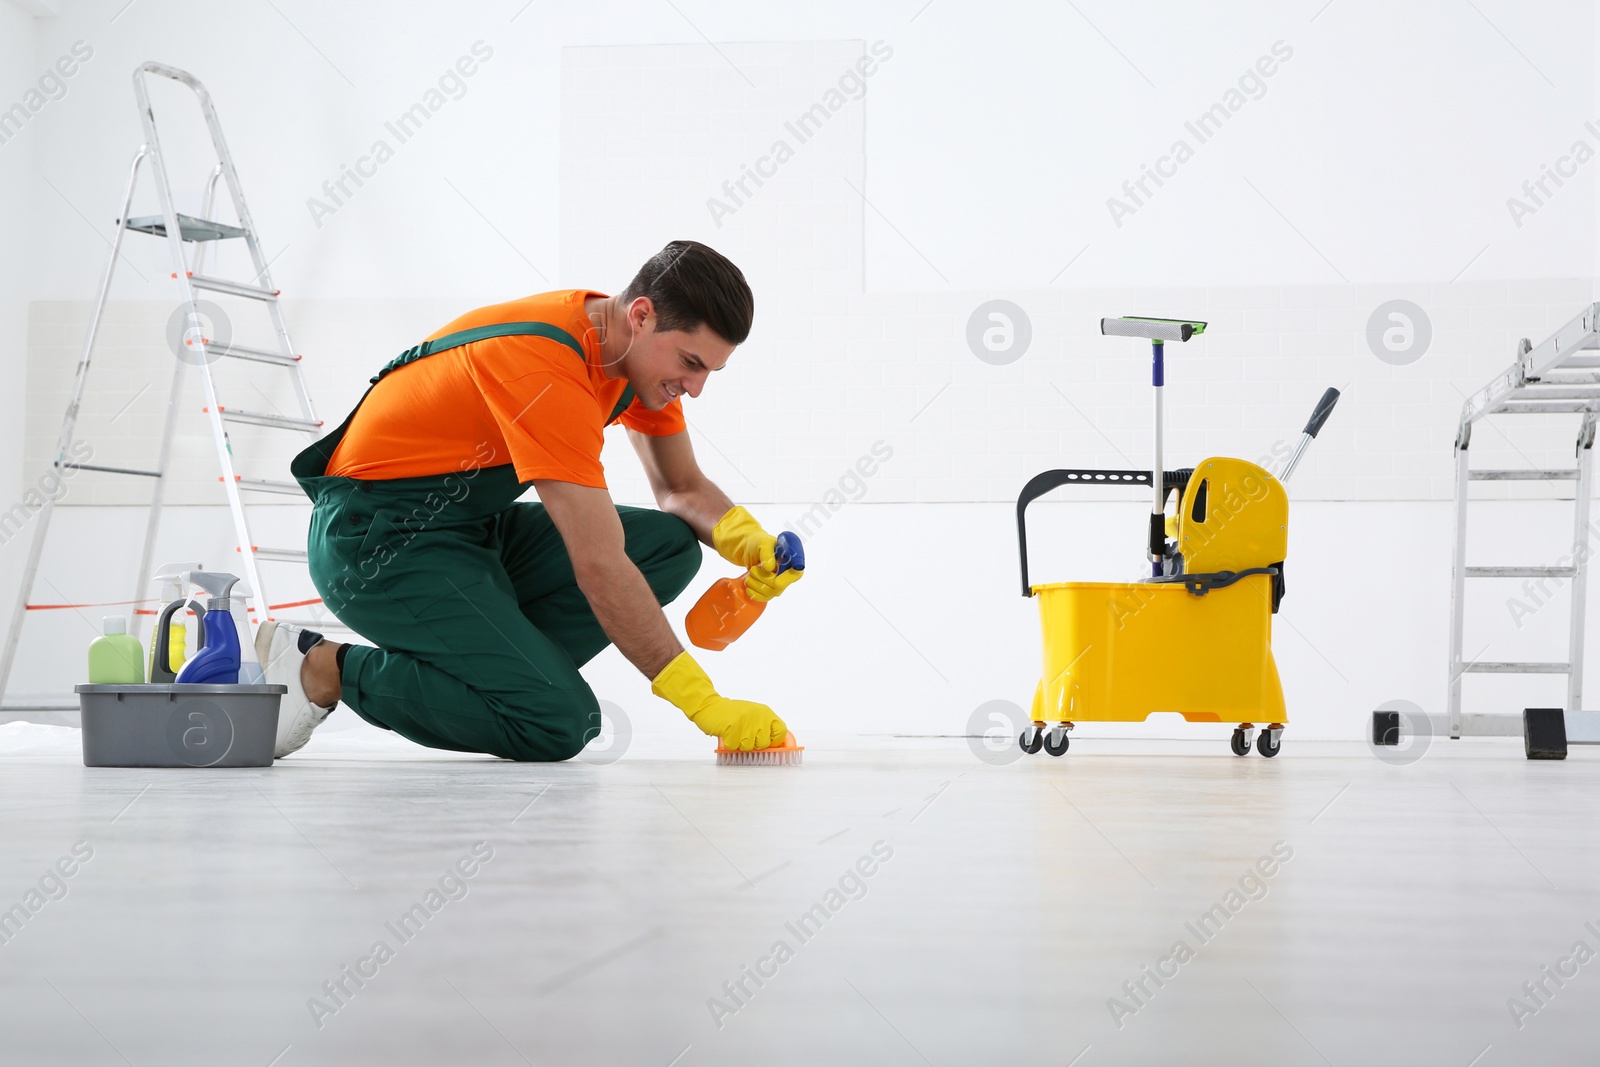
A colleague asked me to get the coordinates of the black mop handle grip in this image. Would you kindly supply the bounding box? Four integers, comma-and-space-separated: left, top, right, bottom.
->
1302, 387, 1340, 438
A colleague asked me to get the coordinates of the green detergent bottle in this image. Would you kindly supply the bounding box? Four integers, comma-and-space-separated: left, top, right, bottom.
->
89, 615, 146, 684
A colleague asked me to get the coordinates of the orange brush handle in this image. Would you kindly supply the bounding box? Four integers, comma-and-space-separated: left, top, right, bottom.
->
714, 732, 803, 755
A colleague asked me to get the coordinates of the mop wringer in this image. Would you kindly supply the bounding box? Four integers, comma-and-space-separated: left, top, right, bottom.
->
1014, 316, 1339, 758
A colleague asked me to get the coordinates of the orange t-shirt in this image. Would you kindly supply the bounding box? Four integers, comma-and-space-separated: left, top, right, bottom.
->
325, 290, 684, 487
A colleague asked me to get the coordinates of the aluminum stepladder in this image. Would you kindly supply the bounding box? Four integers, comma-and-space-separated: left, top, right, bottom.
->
1431, 303, 1600, 754
0, 62, 333, 709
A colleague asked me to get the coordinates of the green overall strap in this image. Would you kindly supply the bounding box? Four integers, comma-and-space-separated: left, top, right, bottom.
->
608, 384, 635, 424
371, 320, 637, 423
371, 321, 587, 382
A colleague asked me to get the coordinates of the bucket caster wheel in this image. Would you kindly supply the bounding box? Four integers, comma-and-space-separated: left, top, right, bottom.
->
1043, 724, 1071, 757
1019, 724, 1044, 755
1230, 728, 1252, 756
1256, 726, 1282, 758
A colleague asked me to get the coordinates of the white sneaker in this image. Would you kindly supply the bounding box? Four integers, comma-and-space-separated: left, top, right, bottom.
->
257, 621, 337, 758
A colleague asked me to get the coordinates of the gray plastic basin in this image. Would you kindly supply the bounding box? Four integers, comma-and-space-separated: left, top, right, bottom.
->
75, 684, 287, 768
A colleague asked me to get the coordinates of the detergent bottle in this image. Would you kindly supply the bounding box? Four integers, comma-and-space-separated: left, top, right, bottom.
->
88, 616, 146, 684
174, 571, 245, 685
686, 532, 804, 651
150, 595, 206, 683
148, 561, 201, 682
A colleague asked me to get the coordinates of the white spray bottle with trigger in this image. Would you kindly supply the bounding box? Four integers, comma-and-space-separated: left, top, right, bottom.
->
233, 587, 265, 684
149, 561, 201, 683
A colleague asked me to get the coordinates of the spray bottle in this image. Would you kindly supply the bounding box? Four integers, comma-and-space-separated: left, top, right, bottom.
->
148, 561, 201, 682
231, 589, 265, 685
174, 571, 246, 685
150, 595, 206, 684
686, 532, 804, 651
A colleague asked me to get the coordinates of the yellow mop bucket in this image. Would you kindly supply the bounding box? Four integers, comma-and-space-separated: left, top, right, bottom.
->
1031, 573, 1284, 726
1014, 315, 1339, 758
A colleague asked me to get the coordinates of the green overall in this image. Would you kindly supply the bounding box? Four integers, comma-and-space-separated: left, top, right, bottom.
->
290, 322, 703, 761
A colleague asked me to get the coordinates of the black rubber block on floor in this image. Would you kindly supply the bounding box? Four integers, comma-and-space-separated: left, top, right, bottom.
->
1523, 708, 1567, 761
1372, 710, 1400, 746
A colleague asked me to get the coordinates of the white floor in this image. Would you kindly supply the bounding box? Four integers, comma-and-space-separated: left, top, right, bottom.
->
1, 722, 1597, 1066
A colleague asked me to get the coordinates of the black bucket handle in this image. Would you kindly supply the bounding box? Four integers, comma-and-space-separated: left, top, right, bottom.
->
1016, 468, 1192, 596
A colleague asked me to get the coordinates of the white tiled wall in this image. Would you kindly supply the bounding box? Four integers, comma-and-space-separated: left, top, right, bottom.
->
559, 40, 868, 296
0, 3, 36, 529
24, 277, 1600, 509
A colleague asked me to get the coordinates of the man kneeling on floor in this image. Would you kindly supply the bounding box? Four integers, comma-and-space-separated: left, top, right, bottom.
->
258, 240, 803, 760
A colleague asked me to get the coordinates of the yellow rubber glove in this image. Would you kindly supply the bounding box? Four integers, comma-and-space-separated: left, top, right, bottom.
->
712, 505, 804, 603
651, 650, 787, 750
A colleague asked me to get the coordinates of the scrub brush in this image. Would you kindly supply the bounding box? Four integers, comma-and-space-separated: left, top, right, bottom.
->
716, 732, 804, 766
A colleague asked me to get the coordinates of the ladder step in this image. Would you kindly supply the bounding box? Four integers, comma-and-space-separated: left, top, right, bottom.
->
1466, 566, 1580, 578
1459, 661, 1570, 674
1511, 385, 1600, 400
250, 547, 308, 563
212, 407, 322, 433
1538, 378, 1600, 388
123, 213, 247, 242
180, 272, 280, 301
233, 477, 306, 497
213, 342, 300, 367
62, 461, 161, 478
1496, 400, 1600, 414
1468, 469, 1579, 481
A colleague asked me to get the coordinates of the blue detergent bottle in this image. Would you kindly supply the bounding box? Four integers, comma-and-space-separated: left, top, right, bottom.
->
174, 571, 243, 685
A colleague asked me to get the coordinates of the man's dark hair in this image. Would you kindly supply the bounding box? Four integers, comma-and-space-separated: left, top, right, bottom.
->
619, 240, 754, 345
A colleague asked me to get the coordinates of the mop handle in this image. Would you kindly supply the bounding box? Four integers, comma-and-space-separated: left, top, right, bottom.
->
1150, 340, 1165, 574
1279, 387, 1341, 482
1301, 387, 1341, 437
1097, 317, 1207, 575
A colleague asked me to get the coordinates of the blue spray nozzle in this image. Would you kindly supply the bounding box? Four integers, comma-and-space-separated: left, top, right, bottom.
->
774, 532, 805, 575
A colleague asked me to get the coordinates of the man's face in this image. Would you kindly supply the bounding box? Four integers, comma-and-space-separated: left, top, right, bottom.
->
621, 299, 735, 410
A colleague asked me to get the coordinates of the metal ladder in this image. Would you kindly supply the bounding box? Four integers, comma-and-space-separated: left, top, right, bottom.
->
1447, 302, 1600, 738
0, 63, 327, 707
